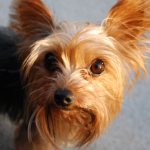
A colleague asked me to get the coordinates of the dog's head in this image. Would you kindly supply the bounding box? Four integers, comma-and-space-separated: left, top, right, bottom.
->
10, 0, 150, 148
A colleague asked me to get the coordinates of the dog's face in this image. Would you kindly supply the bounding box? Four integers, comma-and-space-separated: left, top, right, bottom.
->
10, 0, 150, 148
23, 25, 125, 146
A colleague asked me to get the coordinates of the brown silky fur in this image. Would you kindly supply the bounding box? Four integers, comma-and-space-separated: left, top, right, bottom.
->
9, 0, 150, 149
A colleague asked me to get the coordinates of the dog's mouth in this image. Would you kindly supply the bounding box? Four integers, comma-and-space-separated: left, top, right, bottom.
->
27, 103, 100, 147
46, 105, 100, 146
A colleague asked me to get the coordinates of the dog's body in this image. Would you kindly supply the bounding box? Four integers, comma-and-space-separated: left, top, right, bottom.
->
0, 0, 150, 149
0, 28, 24, 121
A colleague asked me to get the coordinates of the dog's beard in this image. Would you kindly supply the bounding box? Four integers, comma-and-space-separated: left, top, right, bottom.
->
27, 103, 105, 148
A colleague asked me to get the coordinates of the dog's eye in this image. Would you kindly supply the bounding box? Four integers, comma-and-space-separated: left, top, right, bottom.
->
90, 59, 105, 76
44, 53, 59, 72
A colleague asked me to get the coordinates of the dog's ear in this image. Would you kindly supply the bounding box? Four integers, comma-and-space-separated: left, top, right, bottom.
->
10, 0, 55, 40
104, 0, 150, 79
104, 0, 150, 41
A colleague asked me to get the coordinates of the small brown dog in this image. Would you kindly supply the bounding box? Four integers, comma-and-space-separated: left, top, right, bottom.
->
7, 0, 150, 149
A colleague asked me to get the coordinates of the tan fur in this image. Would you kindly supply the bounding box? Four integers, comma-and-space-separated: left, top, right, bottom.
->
10, 0, 150, 149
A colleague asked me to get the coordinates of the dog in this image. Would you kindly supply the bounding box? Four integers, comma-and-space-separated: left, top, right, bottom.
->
0, 0, 150, 149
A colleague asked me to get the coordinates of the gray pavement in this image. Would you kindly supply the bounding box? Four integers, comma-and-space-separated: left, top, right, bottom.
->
0, 0, 150, 150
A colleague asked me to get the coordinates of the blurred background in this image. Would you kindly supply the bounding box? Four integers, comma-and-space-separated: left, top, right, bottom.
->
0, 0, 150, 150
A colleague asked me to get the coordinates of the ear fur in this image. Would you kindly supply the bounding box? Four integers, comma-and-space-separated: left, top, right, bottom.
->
10, 0, 55, 40
104, 0, 150, 78
105, 0, 150, 41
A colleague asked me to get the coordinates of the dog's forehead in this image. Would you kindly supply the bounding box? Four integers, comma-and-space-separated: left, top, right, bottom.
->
53, 22, 109, 54
56, 24, 107, 65
33, 22, 116, 68
57, 21, 104, 39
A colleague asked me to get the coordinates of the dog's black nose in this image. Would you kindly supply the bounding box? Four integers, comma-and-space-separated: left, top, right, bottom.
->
54, 89, 74, 108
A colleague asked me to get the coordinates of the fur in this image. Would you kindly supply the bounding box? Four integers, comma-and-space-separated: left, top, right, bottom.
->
0, 27, 24, 121
1, 0, 150, 149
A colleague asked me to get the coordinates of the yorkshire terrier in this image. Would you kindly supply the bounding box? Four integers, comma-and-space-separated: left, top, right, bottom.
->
0, 0, 150, 149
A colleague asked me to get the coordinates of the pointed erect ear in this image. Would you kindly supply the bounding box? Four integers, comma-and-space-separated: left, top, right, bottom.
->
104, 0, 150, 41
104, 0, 150, 78
10, 0, 55, 40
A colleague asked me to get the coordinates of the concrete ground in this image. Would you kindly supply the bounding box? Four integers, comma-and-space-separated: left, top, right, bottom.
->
0, 0, 150, 150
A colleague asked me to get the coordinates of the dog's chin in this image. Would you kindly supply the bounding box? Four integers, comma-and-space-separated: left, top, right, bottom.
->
33, 104, 101, 147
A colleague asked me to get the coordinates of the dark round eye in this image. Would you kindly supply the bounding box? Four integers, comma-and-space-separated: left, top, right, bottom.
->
90, 59, 105, 76
44, 53, 59, 72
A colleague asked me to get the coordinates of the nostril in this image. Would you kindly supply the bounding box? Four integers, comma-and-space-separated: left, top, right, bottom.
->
54, 89, 74, 108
